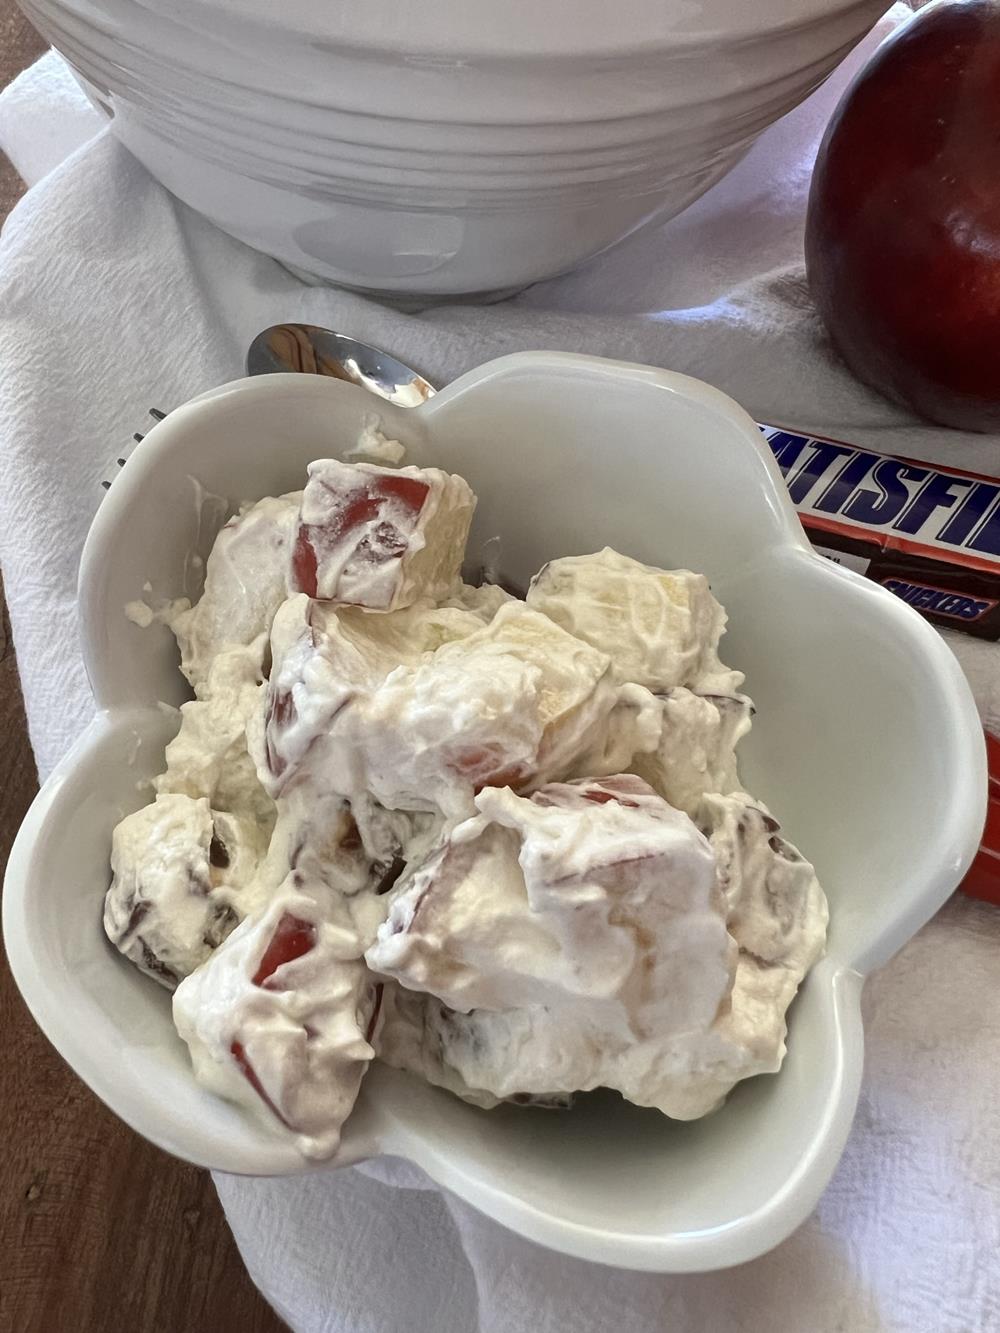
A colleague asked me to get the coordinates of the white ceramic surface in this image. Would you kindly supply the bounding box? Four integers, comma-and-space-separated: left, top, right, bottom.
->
3, 354, 985, 1271
19, 0, 887, 295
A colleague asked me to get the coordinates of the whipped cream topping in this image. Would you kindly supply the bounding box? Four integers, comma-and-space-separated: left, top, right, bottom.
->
169, 494, 301, 692
346, 604, 622, 817
258, 600, 625, 821
632, 688, 753, 817
443, 579, 516, 622
107, 451, 828, 1158
156, 638, 275, 831
346, 418, 407, 467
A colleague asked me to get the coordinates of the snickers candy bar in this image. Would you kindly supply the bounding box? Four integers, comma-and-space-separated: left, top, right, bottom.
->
760, 423, 1000, 640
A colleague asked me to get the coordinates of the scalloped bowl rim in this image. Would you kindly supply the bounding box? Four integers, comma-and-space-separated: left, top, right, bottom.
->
2, 353, 986, 1271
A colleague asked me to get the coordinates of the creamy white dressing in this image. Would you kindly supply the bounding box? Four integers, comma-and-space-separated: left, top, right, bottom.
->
107, 451, 828, 1158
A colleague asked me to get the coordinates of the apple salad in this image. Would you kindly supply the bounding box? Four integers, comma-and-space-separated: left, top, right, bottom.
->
106, 438, 828, 1158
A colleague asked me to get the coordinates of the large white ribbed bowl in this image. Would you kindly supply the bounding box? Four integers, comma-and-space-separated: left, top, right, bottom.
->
3, 354, 986, 1270
19, 0, 886, 295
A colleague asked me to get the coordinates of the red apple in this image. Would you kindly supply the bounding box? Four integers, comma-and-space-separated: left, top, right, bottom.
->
806, 0, 1000, 433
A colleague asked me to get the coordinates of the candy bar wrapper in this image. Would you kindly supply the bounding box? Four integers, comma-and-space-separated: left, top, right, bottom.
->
760, 424, 1000, 640
967, 734, 1000, 907
760, 425, 1000, 906
963, 811, 1000, 906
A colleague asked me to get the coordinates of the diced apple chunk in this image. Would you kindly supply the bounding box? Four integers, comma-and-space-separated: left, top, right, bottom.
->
342, 604, 620, 816
367, 777, 738, 1116
104, 794, 258, 988
631, 688, 753, 816
251, 594, 484, 794
173, 897, 379, 1158
289, 459, 475, 611
526, 547, 742, 693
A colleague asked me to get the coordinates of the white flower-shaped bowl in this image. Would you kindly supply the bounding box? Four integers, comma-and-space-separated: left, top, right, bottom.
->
3, 353, 985, 1271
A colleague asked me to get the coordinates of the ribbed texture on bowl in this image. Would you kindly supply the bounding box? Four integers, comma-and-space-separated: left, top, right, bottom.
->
22, 0, 886, 292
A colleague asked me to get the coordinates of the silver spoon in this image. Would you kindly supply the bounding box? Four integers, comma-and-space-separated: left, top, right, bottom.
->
246, 324, 436, 407
104, 326, 434, 492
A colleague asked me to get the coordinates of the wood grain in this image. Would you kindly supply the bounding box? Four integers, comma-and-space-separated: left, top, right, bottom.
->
0, 23, 285, 1333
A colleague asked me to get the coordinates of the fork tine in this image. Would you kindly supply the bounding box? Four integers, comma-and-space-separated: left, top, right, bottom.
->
102, 408, 168, 493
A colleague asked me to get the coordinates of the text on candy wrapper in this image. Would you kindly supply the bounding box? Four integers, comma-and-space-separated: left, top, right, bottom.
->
759, 426, 1000, 568
879, 579, 995, 622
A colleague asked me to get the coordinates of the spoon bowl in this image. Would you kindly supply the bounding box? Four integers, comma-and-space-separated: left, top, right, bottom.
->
246, 324, 436, 407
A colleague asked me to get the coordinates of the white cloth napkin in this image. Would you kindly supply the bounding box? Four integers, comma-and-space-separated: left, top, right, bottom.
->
1, 11, 997, 1331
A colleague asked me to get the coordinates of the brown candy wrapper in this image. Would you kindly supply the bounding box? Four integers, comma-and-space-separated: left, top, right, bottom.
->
761, 425, 1000, 903
761, 424, 1000, 640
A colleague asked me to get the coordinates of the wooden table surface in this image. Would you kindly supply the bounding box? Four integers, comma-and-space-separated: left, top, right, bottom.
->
0, 18, 286, 1332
